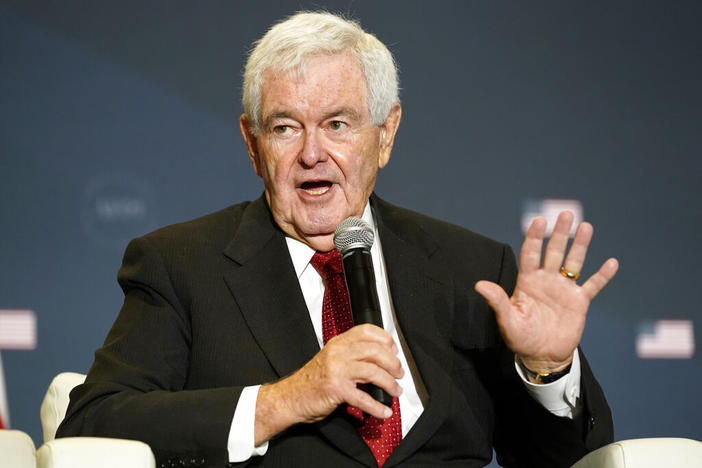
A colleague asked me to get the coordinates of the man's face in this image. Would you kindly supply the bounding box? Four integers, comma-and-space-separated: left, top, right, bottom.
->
240, 52, 401, 251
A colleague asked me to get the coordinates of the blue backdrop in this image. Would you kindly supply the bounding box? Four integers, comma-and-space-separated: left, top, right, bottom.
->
1, 1, 700, 463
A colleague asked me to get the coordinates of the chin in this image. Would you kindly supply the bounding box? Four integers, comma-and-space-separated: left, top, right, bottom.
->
294, 213, 349, 251
306, 236, 336, 252
298, 222, 337, 238
299, 209, 347, 234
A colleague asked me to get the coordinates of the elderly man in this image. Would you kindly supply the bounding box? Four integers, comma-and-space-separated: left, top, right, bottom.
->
58, 12, 618, 468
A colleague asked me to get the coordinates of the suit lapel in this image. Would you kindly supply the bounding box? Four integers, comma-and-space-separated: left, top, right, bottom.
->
222, 197, 319, 378
371, 196, 458, 467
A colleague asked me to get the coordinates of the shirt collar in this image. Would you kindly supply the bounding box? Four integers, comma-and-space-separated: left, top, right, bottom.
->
285, 202, 375, 279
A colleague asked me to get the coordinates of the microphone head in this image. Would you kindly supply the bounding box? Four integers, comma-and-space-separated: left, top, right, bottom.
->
334, 217, 374, 254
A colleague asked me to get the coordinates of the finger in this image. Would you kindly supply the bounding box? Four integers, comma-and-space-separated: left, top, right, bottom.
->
581, 258, 619, 300
345, 324, 396, 350
333, 325, 398, 356
475, 280, 511, 315
520, 217, 547, 273
348, 341, 404, 379
326, 329, 403, 379
543, 211, 574, 272
562, 222, 593, 276
346, 386, 394, 419
348, 361, 403, 399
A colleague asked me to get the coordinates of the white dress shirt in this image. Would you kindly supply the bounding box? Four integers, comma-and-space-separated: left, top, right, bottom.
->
227, 203, 581, 462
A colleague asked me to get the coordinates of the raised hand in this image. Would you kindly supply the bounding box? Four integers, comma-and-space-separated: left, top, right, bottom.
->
475, 211, 619, 374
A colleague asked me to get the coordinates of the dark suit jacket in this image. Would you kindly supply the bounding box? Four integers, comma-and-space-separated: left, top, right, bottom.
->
57, 194, 613, 468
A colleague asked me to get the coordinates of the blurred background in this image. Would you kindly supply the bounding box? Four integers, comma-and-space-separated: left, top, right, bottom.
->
1, 1, 700, 463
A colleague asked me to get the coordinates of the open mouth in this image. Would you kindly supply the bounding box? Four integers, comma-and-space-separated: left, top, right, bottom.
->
300, 180, 333, 195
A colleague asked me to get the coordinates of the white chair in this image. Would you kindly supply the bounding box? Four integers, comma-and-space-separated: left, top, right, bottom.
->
0, 429, 36, 468
36, 437, 156, 468
37, 372, 156, 468
572, 437, 702, 468
39, 372, 86, 443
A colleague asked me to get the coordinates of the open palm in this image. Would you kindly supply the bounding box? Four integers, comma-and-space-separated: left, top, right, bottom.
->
475, 211, 619, 373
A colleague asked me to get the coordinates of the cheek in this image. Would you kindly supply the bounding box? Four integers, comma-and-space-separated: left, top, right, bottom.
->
335, 136, 380, 183
356, 144, 381, 181
258, 143, 292, 187
338, 156, 378, 199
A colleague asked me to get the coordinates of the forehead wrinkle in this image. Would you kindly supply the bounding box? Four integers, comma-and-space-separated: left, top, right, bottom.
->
260, 55, 368, 126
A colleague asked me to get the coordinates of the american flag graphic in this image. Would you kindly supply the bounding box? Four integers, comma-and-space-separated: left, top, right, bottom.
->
521, 199, 584, 237
0, 309, 37, 428
636, 320, 695, 359
0, 353, 7, 428
0, 309, 37, 350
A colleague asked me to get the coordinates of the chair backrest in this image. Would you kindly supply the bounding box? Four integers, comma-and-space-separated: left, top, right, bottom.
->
0, 429, 36, 468
39, 372, 86, 443
572, 438, 702, 468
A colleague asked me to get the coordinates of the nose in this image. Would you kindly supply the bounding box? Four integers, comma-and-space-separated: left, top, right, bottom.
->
299, 129, 328, 167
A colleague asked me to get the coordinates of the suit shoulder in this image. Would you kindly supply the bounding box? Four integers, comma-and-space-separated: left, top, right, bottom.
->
128, 201, 252, 255
116, 201, 254, 291
374, 196, 507, 253
374, 196, 516, 287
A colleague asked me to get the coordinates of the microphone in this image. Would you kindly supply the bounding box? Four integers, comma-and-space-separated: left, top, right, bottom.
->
334, 217, 393, 406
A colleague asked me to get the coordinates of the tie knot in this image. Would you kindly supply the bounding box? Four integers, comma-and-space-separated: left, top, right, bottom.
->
310, 250, 344, 280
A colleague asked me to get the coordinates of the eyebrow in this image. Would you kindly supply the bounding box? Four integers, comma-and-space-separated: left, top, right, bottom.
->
262, 111, 294, 129
262, 107, 363, 129
322, 107, 362, 122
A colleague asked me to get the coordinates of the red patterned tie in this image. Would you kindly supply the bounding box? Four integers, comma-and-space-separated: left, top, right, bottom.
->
310, 250, 402, 467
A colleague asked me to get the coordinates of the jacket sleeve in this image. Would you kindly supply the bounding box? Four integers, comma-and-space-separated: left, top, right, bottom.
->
56, 235, 241, 467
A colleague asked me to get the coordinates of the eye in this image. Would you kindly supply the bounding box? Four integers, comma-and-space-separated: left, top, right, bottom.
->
272, 125, 294, 136
329, 120, 347, 131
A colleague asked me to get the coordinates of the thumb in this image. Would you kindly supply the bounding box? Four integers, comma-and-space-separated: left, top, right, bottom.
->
474, 280, 511, 315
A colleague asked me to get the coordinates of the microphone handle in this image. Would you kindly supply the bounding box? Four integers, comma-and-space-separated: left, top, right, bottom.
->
341, 248, 394, 407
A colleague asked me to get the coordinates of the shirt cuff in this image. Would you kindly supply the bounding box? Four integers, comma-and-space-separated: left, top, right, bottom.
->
514, 349, 582, 418
227, 385, 269, 462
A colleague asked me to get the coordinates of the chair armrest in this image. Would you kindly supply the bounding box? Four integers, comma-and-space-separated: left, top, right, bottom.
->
571, 438, 702, 468
37, 437, 155, 468
40, 372, 86, 443
0, 429, 36, 468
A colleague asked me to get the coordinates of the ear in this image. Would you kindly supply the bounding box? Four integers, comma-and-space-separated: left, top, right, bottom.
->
239, 113, 262, 177
377, 104, 402, 169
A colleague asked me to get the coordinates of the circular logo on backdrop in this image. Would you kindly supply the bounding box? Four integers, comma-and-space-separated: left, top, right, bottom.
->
81, 174, 158, 247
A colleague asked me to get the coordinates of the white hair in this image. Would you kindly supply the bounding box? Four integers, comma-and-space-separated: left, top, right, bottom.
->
242, 11, 399, 134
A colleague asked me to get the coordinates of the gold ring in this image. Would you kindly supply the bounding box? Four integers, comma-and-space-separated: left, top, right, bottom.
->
560, 266, 580, 280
